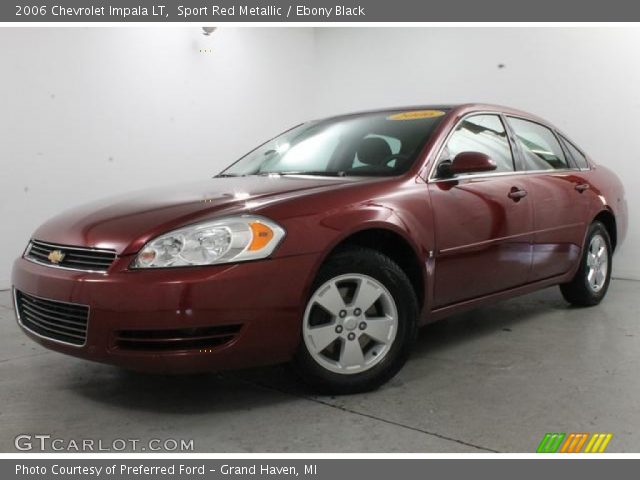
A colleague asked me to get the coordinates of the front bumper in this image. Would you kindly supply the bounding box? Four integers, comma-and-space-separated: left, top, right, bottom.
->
11, 253, 319, 373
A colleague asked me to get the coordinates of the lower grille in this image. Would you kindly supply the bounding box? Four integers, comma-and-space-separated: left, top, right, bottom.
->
26, 240, 116, 272
114, 325, 242, 351
15, 290, 89, 346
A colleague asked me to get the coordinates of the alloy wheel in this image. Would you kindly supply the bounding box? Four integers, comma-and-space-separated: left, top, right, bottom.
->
586, 233, 609, 293
302, 274, 398, 374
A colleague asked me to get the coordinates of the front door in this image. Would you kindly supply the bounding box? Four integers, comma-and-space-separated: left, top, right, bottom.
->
428, 113, 534, 307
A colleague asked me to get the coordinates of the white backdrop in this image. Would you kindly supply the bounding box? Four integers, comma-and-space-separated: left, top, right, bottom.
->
313, 27, 639, 281
0, 27, 638, 288
0, 27, 313, 287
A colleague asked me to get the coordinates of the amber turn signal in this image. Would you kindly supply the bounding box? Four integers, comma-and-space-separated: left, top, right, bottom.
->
248, 222, 275, 251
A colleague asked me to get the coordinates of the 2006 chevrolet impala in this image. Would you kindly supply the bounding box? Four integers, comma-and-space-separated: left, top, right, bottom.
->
12, 104, 628, 393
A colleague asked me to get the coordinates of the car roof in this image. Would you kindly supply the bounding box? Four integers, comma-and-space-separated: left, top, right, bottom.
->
319, 103, 551, 126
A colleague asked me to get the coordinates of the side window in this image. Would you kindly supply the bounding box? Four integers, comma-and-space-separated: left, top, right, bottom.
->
438, 114, 514, 173
507, 117, 569, 170
560, 136, 590, 169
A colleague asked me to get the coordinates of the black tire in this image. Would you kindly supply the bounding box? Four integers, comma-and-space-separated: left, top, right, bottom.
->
560, 221, 612, 306
293, 247, 419, 394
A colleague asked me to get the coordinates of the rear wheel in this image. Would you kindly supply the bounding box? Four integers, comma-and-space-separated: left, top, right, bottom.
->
293, 247, 418, 394
560, 221, 612, 306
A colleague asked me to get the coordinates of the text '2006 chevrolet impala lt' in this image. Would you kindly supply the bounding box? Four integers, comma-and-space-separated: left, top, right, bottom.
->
12, 104, 628, 393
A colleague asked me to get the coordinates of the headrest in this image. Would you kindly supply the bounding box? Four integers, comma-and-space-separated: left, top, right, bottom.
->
356, 137, 393, 167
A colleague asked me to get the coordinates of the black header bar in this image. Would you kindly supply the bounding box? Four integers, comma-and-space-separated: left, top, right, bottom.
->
3, 0, 640, 22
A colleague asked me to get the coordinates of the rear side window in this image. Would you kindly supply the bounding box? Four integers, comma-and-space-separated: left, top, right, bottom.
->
560, 136, 590, 169
438, 114, 515, 173
507, 117, 569, 171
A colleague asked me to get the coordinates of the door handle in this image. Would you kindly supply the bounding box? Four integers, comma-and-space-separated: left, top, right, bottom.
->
508, 187, 527, 201
575, 183, 590, 193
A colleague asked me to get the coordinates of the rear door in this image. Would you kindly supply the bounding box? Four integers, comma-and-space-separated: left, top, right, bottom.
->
428, 113, 534, 307
504, 116, 589, 281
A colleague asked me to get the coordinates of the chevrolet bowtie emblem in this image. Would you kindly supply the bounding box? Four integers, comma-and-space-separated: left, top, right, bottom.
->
47, 250, 65, 264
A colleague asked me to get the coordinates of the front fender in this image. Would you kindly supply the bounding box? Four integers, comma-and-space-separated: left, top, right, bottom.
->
262, 179, 436, 320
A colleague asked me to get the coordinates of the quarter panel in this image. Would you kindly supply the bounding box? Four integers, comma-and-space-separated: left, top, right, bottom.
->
583, 165, 628, 248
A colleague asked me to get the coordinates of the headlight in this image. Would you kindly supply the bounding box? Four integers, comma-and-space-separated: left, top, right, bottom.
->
132, 215, 285, 269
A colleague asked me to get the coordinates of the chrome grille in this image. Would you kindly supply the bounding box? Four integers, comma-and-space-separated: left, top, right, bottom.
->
25, 240, 116, 272
15, 290, 89, 346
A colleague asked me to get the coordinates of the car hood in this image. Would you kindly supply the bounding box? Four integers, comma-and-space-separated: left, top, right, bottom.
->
33, 175, 363, 255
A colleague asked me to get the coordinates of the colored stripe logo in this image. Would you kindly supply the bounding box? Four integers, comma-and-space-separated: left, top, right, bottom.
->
537, 432, 613, 453
560, 433, 589, 453
537, 433, 565, 453
584, 433, 613, 453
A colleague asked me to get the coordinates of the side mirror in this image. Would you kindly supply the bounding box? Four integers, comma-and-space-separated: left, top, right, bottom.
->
438, 151, 497, 177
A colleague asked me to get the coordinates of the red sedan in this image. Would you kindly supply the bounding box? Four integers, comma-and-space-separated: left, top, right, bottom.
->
12, 104, 627, 393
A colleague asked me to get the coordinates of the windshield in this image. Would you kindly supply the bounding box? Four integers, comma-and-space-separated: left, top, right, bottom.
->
220, 109, 449, 177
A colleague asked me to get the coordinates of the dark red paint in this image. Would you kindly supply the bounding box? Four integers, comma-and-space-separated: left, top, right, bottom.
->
449, 151, 497, 175
11, 104, 628, 373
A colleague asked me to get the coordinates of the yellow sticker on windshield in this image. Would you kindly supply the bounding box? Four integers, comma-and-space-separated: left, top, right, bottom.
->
387, 110, 446, 121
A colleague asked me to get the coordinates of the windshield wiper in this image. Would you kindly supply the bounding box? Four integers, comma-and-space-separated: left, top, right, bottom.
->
255, 171, 347, 177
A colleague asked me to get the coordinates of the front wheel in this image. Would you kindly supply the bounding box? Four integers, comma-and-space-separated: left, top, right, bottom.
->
293, 247, 419, 394
560, 221, 612, 306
